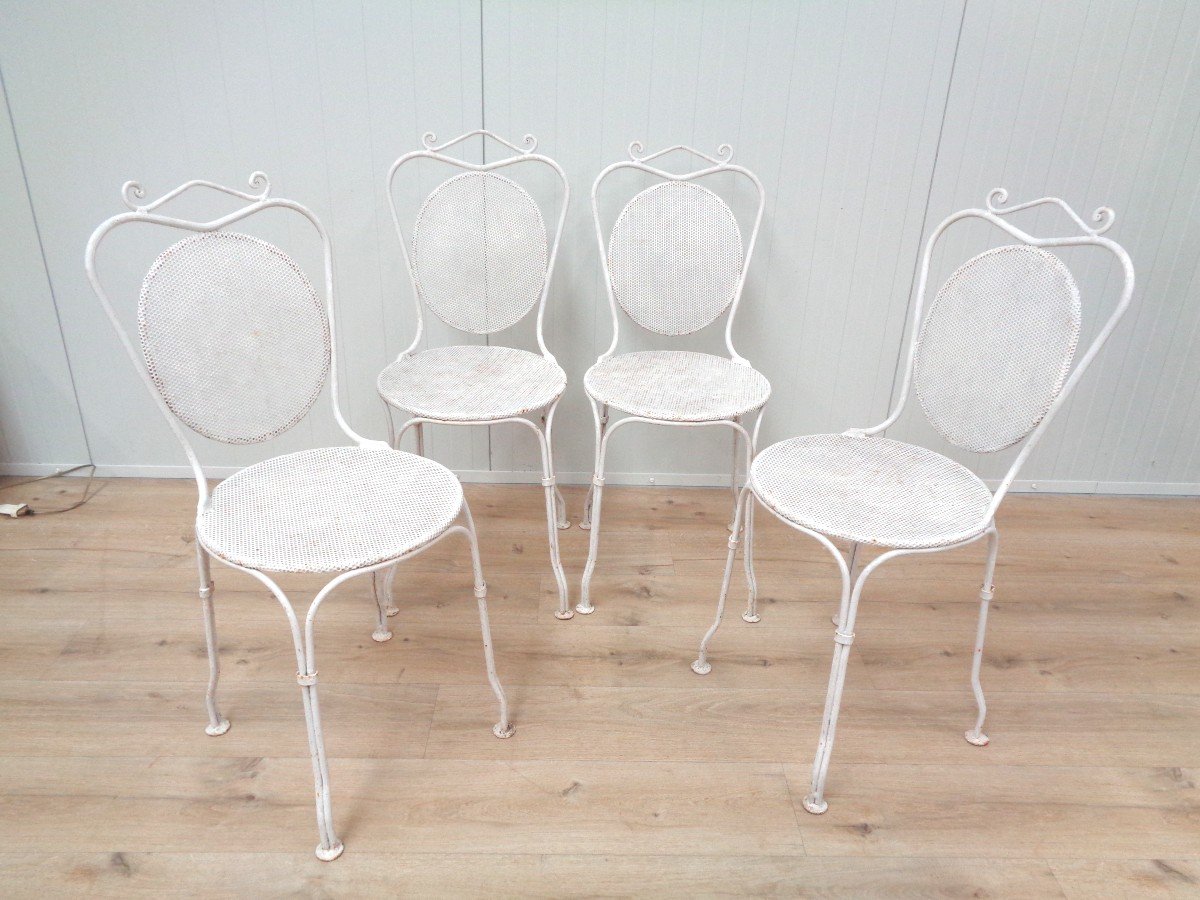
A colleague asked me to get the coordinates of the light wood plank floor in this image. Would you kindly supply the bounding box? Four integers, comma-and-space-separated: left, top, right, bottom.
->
1, 477, 1198, 897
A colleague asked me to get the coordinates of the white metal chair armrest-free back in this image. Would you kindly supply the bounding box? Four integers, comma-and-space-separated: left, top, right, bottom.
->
693, 190, 1134, 816
579, 142, 770, 618
85, 174, 514, 861
380, 131, 573, 619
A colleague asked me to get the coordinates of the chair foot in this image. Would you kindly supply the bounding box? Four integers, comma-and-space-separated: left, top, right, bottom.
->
554, 609, 575, 620
575, 603, 595, 615
690, 659, 712, 675
371, 628, 393, 643
205, 718, 231, 736
493, 722, 515, 739
315, 842, 345, 862
742, 612, 761, 624
965, 729, 990, 746
557, 520, 571, 530
578, 521, 591, 531
802, 795, 828, 815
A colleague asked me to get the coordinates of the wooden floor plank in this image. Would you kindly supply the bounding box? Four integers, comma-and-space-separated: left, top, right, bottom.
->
0, 853, 1070, 898
0, 757, 803, 856
0, 680, 438, 759
1050, 858, 1200, 898
424, 685, 1200, 767
0, 480, 1196, 894
787, 764, 1200, 859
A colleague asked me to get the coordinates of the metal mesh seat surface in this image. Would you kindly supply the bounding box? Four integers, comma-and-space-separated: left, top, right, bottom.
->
750, 433, 992, 549
378, 345, 566, 421
198, 446, 463, 573
584, 350, 770, 422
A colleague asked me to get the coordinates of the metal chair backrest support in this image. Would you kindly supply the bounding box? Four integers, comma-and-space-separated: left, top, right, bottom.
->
85, 173, 372, 510
867, 189, 1134, 514
591, 142, 766, 362
386, 131, 569, 360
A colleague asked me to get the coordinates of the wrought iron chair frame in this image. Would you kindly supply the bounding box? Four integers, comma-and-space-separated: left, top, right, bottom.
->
382, 130, 573, 618
85, 174, 513, 861
693, 189, 1134, 816
578, 142, 769, 618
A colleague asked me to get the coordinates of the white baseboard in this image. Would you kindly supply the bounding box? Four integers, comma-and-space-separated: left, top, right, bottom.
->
2, 461, 1197, 496
0, 463, 94, 478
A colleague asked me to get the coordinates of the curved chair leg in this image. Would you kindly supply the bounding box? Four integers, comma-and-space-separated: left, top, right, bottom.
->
533, 419, 572, 620
577, 400, 610, 615
579, 403, 607, 531
692, 485, 751, 675
553, 485, 569, 528
382, 398, 397, 448
298, 669, 342, 861
542, 411, 570, 530
195, 545, 230, 736
966, 527, 1000, 747
741, 498, 760, 623
461, 502, 514, 738
738, 411, 761, 622
803, 551, 884, 815
414, 422, 425, 457
370, 571, 395, 642
274, 578, 344, 861
727, 421, 741, 533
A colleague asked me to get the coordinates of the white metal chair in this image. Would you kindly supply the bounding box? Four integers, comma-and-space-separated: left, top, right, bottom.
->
693, 190, 1135, 816
379, 131, 573, 619
578, 142, 769, 617
85, 174, 513, 861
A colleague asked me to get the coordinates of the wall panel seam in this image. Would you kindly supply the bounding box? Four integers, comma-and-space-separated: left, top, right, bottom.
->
886, 0, 968, 413
0, 56, 93, 465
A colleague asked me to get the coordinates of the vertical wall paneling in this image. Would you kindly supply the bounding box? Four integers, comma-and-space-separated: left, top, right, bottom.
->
0, 65, 90, 472
894, 0, 1200, 493
0, 0, 484, 476
0, 0, 1197, 493
481, 0, 965, 483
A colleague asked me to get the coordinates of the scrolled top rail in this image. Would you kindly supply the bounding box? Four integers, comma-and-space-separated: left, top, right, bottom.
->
986, 187, 1115, 236
120, 171, 271, 213
420, 129, 538, 157
627, 141, 734, 166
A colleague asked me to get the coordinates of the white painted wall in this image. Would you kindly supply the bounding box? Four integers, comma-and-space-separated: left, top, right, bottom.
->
1, 0, 1197, 494
0, 69, 90, 472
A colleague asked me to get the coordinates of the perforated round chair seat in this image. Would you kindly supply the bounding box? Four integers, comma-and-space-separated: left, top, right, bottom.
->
198, 446, 463, 573
750, 434, 993, 549
378, 346, 566, 422
584, 351, 770, 422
